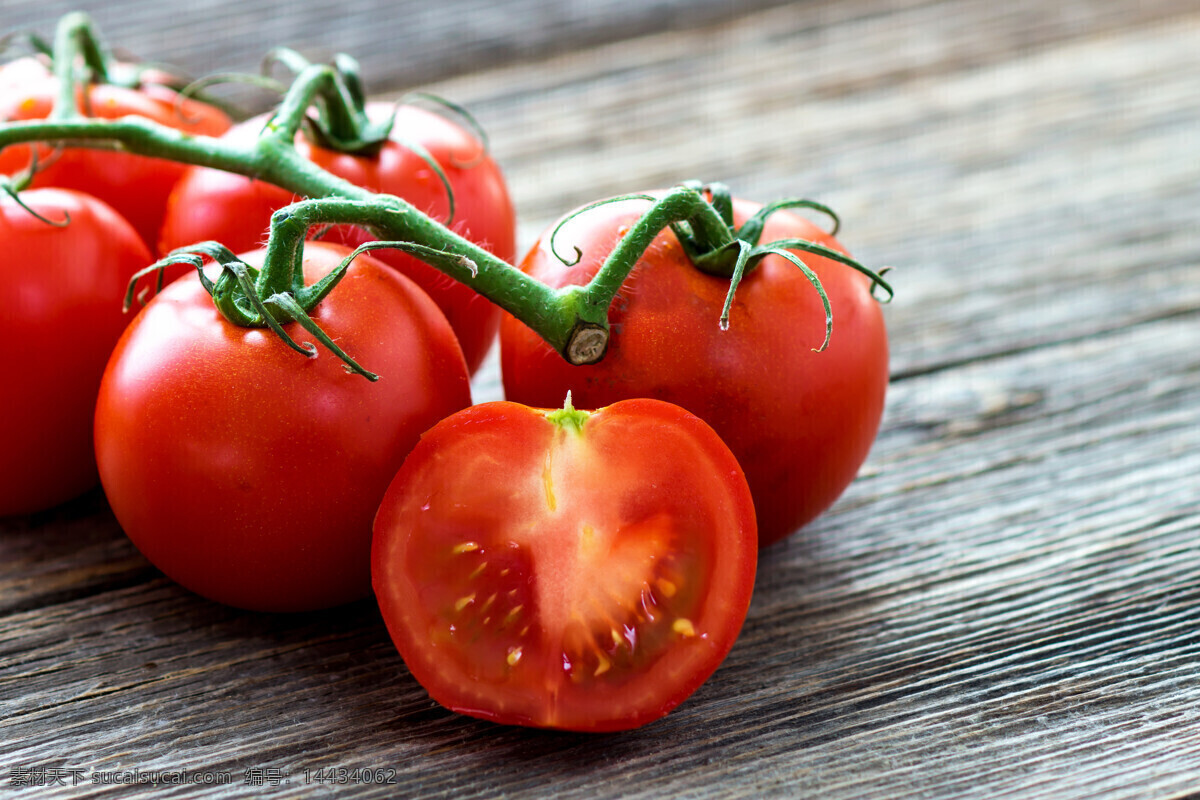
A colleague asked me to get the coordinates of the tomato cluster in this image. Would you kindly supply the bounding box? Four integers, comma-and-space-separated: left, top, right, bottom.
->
1, 24, 889, 732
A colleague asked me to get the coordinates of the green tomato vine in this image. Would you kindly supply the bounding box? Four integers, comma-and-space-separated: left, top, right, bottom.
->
0, 12, 892, 379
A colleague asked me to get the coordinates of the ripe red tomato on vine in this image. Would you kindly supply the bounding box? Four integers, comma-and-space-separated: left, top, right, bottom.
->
0, 188, 152, 516
159, 102, 516, 373
501, 193, 890, 547
94, 242, 472, 611
0, 57, 231, 251
373, 397, 757, 731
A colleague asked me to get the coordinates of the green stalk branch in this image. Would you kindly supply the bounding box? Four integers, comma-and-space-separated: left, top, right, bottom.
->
2, 12, 891, 377
581, 185, 744, 314
50, 13, 97, 120
0, 111, 611, 364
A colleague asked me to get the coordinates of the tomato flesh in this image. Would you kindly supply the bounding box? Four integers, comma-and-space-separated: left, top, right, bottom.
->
373, 399, 757, 731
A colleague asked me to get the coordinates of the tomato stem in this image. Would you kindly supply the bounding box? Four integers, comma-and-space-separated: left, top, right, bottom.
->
266, 58, 384, 151
0, 176, 69, 226
49, 12, 110, 121
583, 187, 722, 306
264, 53, 456, 218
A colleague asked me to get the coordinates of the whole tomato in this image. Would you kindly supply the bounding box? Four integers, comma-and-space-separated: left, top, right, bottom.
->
0, 188, 152, 516
501, 196, 889, 547
373, 398, 757, 731
0, 57, 231, 251
159, 103, 516, 373
94, 242, 471, 611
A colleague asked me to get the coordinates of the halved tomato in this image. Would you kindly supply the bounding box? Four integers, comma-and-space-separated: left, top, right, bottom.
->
372, 398, 757, 731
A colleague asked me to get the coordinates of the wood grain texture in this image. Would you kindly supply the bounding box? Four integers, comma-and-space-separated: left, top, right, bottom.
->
2, 0, 1199, 797
0, 0, 800, 100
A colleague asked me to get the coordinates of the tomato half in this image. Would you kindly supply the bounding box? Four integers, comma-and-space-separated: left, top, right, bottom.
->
159, 103, 516, 374
372, 398, 757, 731
501, 196, 889, 547
0, 188, 152, 516
0, 57, 231, 251
95, 242, 471, 611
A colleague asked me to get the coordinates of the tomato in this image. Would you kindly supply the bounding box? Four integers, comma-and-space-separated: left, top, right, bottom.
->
501, 196, 889, 547
0, 188, 152, 516
372, 398, 757, 731
0, 57, 231, 251
159, 103, 516, 374
94, 242, 471, 611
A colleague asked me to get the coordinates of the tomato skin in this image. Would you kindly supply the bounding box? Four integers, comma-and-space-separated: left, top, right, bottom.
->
159, 103, 516, 374
501, 197, 889, 547
0, 57, 231, 251
94, 242, 471, 611
372, 398, 757, 731
0, 189, 152, 516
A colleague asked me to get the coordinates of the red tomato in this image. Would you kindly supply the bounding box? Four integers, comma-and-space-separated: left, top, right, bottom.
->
159, 103, 516, 374
0, 57, 231, 251
372, 398, 757, 731
94, 242, 471, 611
0, 188, 152, 516
501, 196, 889, 547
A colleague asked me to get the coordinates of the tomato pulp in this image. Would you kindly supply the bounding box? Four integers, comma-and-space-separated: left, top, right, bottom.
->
95, 242, 471, 611
501, 196, 889, 547
0, 188, 152, 516
159, 103, 516, 373
373, 398, 757, 731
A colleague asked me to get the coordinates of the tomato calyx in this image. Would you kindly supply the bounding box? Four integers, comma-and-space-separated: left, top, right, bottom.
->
134, 187, 492, 381
130, 238, 386, 380
259, 48, 468, 225
262, 48, 395, 156
551, 181, 894, 351
0, 183, 67, 227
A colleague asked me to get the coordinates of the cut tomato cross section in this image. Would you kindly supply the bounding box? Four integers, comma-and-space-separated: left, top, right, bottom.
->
372, 397, 757, 731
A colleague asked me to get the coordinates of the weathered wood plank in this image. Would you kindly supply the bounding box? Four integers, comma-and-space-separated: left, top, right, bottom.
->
2, 312, 1197, 799
0, 492, 149, 617
4, 0, 804, 96
434, 0, 1200, 375
2, 0, 1199, 797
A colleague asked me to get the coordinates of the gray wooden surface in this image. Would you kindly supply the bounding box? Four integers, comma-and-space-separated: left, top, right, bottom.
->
3, 0, 1200, 797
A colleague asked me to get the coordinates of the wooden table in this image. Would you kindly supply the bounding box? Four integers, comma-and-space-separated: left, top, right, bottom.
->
3, 0, 1199, 796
